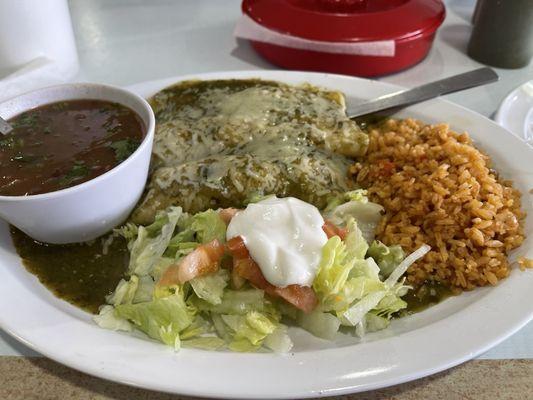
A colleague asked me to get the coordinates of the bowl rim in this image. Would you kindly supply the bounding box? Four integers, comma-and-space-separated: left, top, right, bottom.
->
0, 82, 155, 202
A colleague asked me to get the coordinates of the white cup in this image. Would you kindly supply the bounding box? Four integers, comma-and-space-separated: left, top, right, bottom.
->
0, 0, 78, 74
0, 83, 155, 244
0, 0, 79, 102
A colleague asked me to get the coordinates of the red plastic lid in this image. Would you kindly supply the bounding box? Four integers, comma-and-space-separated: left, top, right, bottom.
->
242, 0, 445, 42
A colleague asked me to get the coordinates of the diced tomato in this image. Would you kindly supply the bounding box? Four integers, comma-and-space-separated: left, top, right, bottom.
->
233, 256, 318, 313
274, 284, 318, 314
322, 220, 348, 240
322, 221, 338, 239
219, 208, 240, 225
233, 257, 269, 287
157, 239, 225, 286
226, 236, 250, 259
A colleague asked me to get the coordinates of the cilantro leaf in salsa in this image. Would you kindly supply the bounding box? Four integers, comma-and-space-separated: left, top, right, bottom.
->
110, 138, 141, 162
11, 113, 40, 130
60, 162, 89, 186
0, 136, 22, 150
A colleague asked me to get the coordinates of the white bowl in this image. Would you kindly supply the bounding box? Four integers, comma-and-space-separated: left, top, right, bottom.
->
0, 83, 155, 244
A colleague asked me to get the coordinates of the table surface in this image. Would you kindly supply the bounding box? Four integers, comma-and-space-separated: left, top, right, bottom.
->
1, 0, 533, 398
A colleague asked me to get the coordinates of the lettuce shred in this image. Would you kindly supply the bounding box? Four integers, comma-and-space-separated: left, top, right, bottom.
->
95, 192, 430, 352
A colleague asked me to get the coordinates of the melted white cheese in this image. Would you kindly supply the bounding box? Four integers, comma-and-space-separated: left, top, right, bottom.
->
226, 197, 328, 287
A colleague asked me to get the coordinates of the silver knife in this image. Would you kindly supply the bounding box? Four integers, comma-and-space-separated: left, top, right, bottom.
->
348, 67, 499, 119
0, 115, 13, 135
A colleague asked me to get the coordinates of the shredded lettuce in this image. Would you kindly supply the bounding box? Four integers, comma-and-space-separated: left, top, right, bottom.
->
133, 276, 156, 303
367, 241, 405, 278
190, 210, 227, 243
339, 290, 388, 326
151, 257, 176, 281
180, 315, 212, 339
365, 312, 390, 331
189, 269, 229, 305
324, 189, 368, 212
354, 312, 391, 337
182, 336, 226, 350
307, 217, 428, 338
172, 210, 225, 244
97, 199, 430, 353
313, 220, 369, 307
345, 219, 369, 260
114, 222, 138, 241
106, 276, 139, 306
313, 236, 353, 301
165, 232, 195, 257
211, 313, 232, 342
115, 291, 194, 350
190, 288, 266, 315
106, 275, 155, 306
264, 325, 293, 353
298, 310, 341, 340
125, 207, 182, 276
163, 209, 226, 259
374, 292, 408, 318
325, 189, 383, 243
322, 275, 378, 312
93, 305, 132, 332
385, 244, 430, 287
222, 311, 278, 352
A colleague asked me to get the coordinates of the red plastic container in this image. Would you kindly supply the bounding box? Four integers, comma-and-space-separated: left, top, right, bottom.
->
240, 0, 446, 77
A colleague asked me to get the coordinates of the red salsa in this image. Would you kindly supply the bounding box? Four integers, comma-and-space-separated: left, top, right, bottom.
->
0, 99, 145, 196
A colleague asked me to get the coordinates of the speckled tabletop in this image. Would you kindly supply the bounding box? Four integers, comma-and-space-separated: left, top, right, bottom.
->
2, 358, 532, 400
1, 1, 532, 399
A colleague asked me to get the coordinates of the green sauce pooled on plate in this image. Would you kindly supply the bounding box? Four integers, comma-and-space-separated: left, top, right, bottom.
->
11, 228, 128, 313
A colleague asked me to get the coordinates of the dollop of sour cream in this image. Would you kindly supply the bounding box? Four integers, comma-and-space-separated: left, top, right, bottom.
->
226, 197, 328, 287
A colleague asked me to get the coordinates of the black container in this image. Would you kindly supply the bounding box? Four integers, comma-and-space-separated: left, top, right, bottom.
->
468, 0, 533, 69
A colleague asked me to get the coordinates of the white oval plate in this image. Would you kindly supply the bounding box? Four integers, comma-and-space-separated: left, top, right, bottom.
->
1, 71, 532, 399
495, 80, 533, 145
